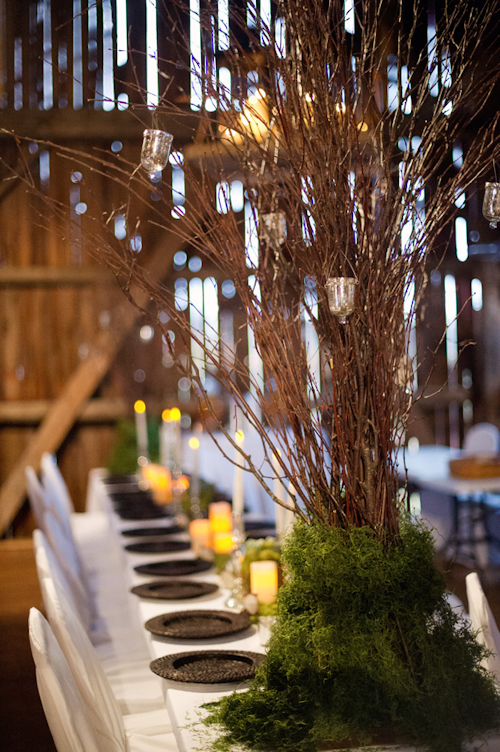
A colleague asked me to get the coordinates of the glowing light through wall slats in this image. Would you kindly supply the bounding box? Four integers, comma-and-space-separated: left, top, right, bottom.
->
247, 276, 264, 420
404, 279, 418, 391
455, 217, 468, 262
471, 278, 483, 311
344, 0, 355, 34
116, 0, 128, 66
42, 0, 53, 109
301, 176, 315, 245
190, 277, 205, 382
427, 18, 439, 97
260, 0, 271, 46
218, 66, 231, 109
190, 0, 202, 110
102, 0, 115, 110
146, 0, 158, 109
73, 0, 83, 109
303, 279, 321, 399
245, 200, 259, 268
444, 274, 458, 384
275, 18, 286, 59
216, 181, 230, 214
170, 151, 185, 218
218, 0, 230, 50
204, 278, 219, 369
247, 0, 257, 29
231, 181, 244, 212
14, 37, 22, 110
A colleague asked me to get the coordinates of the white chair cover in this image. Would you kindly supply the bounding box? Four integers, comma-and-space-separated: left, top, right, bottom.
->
40, 577, 127, 752
463, 423, 500, 457
43, 508, 95, 608
33, 529, 94, 633
41, 452, 75, 516
38, 580, 176, 751
25, 466, 50, 533
466, 571, 500, 680
28, 608, 101, 752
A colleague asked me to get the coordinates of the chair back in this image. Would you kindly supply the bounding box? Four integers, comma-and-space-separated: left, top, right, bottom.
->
28, 608, 101, 752
466, 572, 500, 681
40, 576, 126, 752
463, 422, 500, 456
33, 528, 94, 632
41, 452, 75, 517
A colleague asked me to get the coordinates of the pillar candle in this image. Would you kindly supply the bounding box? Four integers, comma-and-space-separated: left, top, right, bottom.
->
209, 502, 233, 534
232, 430, 245, 516
213, 531, 234, 554
134, 400, 149, 462
250, 560, 279, 604
189, 518, 211, 548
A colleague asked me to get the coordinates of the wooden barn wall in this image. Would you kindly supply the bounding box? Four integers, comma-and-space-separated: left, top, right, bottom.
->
0, 140, 131, 520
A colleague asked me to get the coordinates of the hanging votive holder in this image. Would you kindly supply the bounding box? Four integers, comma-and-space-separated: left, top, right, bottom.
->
483, 182, 500, 229
141, 129, 174, 178
260, 212, 287, 251
325, 277, 357, 324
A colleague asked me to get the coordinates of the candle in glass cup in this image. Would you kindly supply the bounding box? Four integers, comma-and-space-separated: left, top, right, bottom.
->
213, 531, 234, 554
209, 501, 233, 533
250, 560, 279, 604
189, 518, 212, 555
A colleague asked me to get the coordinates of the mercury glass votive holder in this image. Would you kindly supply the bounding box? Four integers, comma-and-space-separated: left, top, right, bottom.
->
325, 277, 357, 324
260, 211, 287, 250
141, 129, 174, 178
483, 182, 500, 229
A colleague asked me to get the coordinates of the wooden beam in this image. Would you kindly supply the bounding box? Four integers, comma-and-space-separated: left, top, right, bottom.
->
0, 397, 128, 424
0, 109, 199, 143
0, 266, 114, 287
0, 226, 188, 534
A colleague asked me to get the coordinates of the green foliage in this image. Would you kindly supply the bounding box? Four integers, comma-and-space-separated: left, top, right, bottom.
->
107, 418, 160, 473
203, 520, 500, 752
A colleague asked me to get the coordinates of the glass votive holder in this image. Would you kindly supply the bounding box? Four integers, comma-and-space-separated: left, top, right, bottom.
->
141, 129, 173, 178
258, 615, 276, 647
260, 211, 287, 250
483, 182, 500, 229
325, 277, 357, 324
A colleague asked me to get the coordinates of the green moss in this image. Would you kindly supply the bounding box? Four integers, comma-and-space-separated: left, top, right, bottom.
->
203, 519, 500, 752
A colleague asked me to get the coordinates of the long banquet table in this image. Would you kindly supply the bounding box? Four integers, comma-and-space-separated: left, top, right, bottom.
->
87, 469, 265, 752
86, 468, 500, 752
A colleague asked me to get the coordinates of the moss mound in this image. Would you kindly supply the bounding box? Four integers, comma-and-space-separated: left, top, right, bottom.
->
204, 520, 500, 752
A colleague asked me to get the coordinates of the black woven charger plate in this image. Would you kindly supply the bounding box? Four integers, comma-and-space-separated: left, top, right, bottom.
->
125, 540, 191, 555
134, 558, 213, 577
117, 507, 170, 521
145, 609, 251, 639
121, 525, 186, 538
130, 579, 219, 600
149, 650, 265, 683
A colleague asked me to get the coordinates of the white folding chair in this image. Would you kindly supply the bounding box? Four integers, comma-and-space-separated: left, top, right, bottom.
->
41, 575, 167, 717
466, 571, 500, 681
41, 452, 75, 516
30, 601, 177, 752
28, 608, 101, 752
25, 465, 51, 534
34, 528, 95, 634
